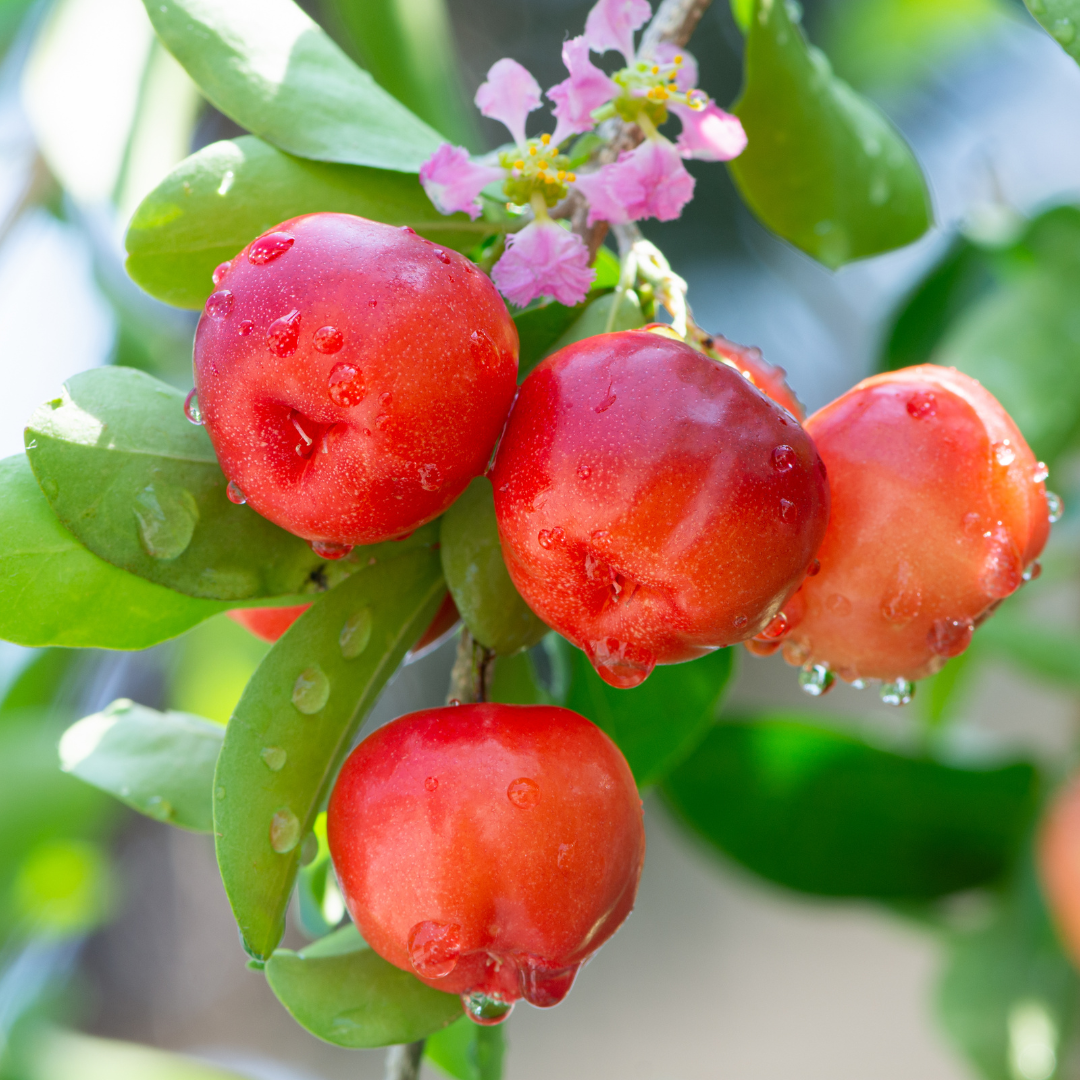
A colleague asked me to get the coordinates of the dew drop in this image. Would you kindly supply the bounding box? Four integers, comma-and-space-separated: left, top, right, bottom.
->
826, 593, 852, 616
238, 320, 254, 336
881, 561, 922, 625
962, 511, 983, 538
578, 463, 592, 480
267, 309, 301, 357
783, 640, 810, 666
1052, 17, 1076, 43
41, 477, 58, 499
379, 392, 392, 407
850, 679, 868, 690
400, 226, 416, 235
261, 746, 287, 771
589, 638, 656, 688
433, 247, 452, 264
1023, 561, 1042, 583
339, 608, 373, 658
419, 463, 443, 492
248, 231, 295, 265
462, 992, 514, 1026
880, 678, 915, 707
212, 261, 230, 285
292, 665, 330, 714
807, 559, 821, 577
134, 483, 199, 560
408, 921, 461, 978
980, 525, 1022, 599
184, 388, 204, 425
507, 777, 540, 809
1034, 462, 1049, 483
310, 539, 354, 560
328, 363, 363, 407
368, 299, 378, 308
798, 663, 834, 697
779, 498, 796, 522
733, 614, 748, 629
523, 961, 580, 1008
270, 808, 301, 853
215, 786, 226, 800
994, 440, 1016, 467
314, 325, 344, 354
746, 638, 783, 657
557, 841, 575, 870
595, 385, 617, 413
590, 530, 608, 540
906, 391, 936, 419
538, 527, 566, 549
424, 776, 438, 793
145, 795, 174, 822
226, 480, 246, 505
1048, 491, 1064, 523
374, 413, 389, 430
205, 289, 234, 320
927, 617, 973, 658
759, 612, 789, 639
772, 445, 797, 472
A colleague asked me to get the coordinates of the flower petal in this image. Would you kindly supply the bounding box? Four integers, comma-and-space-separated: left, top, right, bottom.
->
653, 42, 698, 93
492, 220, 596, 307
548, 35, 618, 147
575, 138, 695, 224
419, 143, 505, 219
475, 58, 542, 148
669, 101, 747, 162
583, 0, 652, 66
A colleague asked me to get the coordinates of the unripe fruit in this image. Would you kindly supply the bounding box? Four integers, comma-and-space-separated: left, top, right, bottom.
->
327, 703, 644, 1022
194, 213, 518, 552
1038, 777, 1080, 967
703, 334, 804, 420
491, 330, 830, 688
440, 478, 548, 655
775, 365, 1050, 684
227, 604, 310, 642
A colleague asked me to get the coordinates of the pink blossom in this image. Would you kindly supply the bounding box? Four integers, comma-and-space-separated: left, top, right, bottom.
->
583, 0, 652, 66
653, 42, 698, 92
419, 143, 505, 219
669, 101, 747, 161
548, 36, 618, 147
492, 220, 596, 307
474, 58, 542, 147
574, 138, 695, 225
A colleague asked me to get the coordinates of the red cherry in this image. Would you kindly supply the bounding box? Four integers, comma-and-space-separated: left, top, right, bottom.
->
327, 703, 644, 1018
703, 334, 805, 420
193, 213, 519, 546
779, 365, 1050, 683
227, 603, 311, 642
490, 331, 830, 688
1038, 777, 1080, 968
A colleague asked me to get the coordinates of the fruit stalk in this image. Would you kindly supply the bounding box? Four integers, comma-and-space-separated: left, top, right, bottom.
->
384, 1041, 424, 1080
446, 628, 497, 705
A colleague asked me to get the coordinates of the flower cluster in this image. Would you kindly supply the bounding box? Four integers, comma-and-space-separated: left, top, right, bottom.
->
419, 0, 747, 309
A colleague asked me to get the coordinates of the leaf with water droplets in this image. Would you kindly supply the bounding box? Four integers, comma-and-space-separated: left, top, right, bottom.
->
60, 699, 223, 832
728, 0, 931, 268
1024, 0, 1080, 63
214, 547, 444, 959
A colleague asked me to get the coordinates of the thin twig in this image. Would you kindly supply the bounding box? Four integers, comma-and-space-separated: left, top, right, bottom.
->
446, 627, 496, 704
384, 1040, 425, 1080
639, 0, 714, 54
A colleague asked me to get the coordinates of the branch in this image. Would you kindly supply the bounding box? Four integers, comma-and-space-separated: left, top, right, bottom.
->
384, 1041, 424, 1080
639, 0, 714, 54
446, 627, 496, 704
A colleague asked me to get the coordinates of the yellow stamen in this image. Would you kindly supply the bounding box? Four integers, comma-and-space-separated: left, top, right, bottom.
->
674, 54, 683, 64
514, 159, 525, 169
567, 172, 576, 182
538, 160, 548, 169
651, 65, 659, 74
529, 145, 537, 155
541, 133, 551, 145
557, 170, 566, 180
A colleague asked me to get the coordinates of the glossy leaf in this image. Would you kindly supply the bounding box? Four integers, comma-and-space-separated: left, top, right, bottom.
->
0, 454, 228, 649
126, 136, 491, 310
425, 1017, 506, 1080
728, 0, 931, 268
546, 291, 645, 357
143, 0, 443, 171
488, 649, 552, 706
562, 642, 734, 790
664, 716, 1039, 898
60, 699, 223, 832
214, 547, 444, 959
1025, 0, 1080, 64
26, 366, 323, 600
264, 922, 460, 1047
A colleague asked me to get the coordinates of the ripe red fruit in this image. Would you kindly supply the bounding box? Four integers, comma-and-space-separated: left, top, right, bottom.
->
1038, 777, 1080, 967
327, 703, 644, 1022
775, 365, 1050, 684
227, 604, 311, 642
703, 334, 804, 420
194, 214, 518, 552
490, 330, 830, 688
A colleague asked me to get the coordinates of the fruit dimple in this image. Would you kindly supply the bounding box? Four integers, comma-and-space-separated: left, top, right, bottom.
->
268, 309, 301, 357
248, 231, 295, 265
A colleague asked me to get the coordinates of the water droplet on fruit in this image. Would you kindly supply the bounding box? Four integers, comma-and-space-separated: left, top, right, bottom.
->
433, 247, 451, 264
340, 608, 373, 658
578, 463, 591, 480
733, 614, 748, 629
145, 795, 173, 821
448, 698, 462, 706
226, 480, 246, 505
292, 666, 330, 714
400, 226, 416, 235
424, 776, 438, 792
270, 809, 301, 853
379, 392, 392, 407
980, 525, 1023, 599
783, 640, 810, 666
850, 678, 868, 690
994, 440, 1016, 467
880, 678, 915, 707
312, 325, 344, 354
462, 992, 514, 1026
798, 663, 834, 696
760, 612, 789, 639
408, 921, 461, 978
881, 561, 922, 624
184, 388, 203, 425
328, 363, 363, 406
134, 483, 199, 560
962, 511, 983, 538
557, 842, 575, 870
212, 261, 230, 285
268, 309, 301, 357
595, 385, 617, 412
538, 527, 566, 549
590, 529, 608, 540
906, 391, 936, 419
310, 539, 354, 560
779, 498, 795, 522
368, 299, 377, 308
1023, 561, 1042, 583
1035, 462, 1049, 483
1048, 491, 1064, 523
238, 320, 254, 336
507, 777, 540, 809
589, 638, 656, 688
772, 445, 797, 472
927, 617, 974, 658
807, 559, 821, 576
374, 413, 389, 430
419, 464, 442, 492
826, 593, 851, 616
523, 961, 580, 1008
248, 232, 295, 265
261, 746, 287, 771
205, 289, 233, 319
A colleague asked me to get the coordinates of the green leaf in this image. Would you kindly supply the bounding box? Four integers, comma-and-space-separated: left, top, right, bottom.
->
26, 367, 323, 601
976, 615, 1080, 690
488, 649, 552, 706
663, 716, 1040, 898
730, 0, 753, 33
425, 1017, 506, 1080
1024, 0, 1080, 64
728, 0, 931, 268
125, 136, 491, 310
545, 291, 645, 357
0, 454, 228, 649
264, 925, 461, 1048
214, 547, 444, 958
59, 699, 223, 832
562, 642, 734, 790
143, 0, 443, 171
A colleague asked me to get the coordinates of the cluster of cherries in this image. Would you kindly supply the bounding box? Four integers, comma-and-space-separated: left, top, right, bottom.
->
192, 212, 1053, 1023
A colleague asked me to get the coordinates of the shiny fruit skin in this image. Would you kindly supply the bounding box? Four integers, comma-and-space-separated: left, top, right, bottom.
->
1038, 776, 1080, 968
490, 330, 830, 688
226, 604, 311, 642
703, 334, 805, 420
780, 364, 1049, 682
194, 213, 519, 547
327, 703, 644, 1010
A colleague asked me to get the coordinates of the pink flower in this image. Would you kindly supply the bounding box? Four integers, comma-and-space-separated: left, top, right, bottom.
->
474, 58, 542, 148
653, 42, 698, 92
492, 220, 596, 307
548, 36, 618, 146
574, 138, 695, 225
419, 143, 505, 219
584, 0, 652, 66
669, 102, 747, 161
